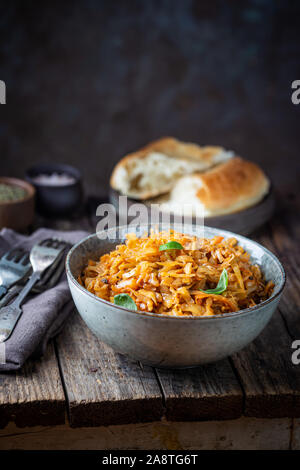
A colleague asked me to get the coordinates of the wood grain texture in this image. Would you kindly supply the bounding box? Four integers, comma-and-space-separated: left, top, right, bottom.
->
156, 359, 243, 422
292, 418, 300, 450
231, 311, 300, 418
1, 189, 299, 427
0, 418, 293, 450
226, 190, 300, 419
55, 311, 164, 427
254, 198, 300, 339
0, 342, 65, 428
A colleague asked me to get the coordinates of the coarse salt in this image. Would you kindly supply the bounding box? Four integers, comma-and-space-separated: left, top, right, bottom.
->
32, 173, 76, 186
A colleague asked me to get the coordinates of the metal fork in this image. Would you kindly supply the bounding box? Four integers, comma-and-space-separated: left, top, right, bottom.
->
0, 243, 70, 308
0, 239, 66, 342
34, 244, 69, 292
0, 249, 31, 299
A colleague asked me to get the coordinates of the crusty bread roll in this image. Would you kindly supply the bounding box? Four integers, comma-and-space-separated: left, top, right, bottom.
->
159, 157, 270, 217
110, 137, 234, 199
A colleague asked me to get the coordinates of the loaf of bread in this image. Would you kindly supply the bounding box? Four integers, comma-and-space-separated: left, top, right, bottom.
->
110, 137, 234, 200
159, 157, 270, 217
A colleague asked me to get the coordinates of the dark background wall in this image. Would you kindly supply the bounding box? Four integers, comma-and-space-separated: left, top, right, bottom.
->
0, 0, 299, 197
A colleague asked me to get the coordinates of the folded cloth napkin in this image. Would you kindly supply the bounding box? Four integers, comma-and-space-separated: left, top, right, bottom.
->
0, 227, 89, 371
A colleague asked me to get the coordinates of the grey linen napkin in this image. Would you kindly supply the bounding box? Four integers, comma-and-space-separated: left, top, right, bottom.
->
0, 227, 89, 371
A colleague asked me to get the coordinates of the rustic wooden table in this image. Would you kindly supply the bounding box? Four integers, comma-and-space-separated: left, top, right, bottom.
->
0, 188, 299, 450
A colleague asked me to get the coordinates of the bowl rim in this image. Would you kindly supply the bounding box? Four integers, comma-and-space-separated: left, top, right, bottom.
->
66, 224, 286, 321
0, 177, 35, 206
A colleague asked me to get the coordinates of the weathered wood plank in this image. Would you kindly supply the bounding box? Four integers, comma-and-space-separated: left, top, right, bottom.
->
0, 212, 90, 429
11, 199, 296, 429
156, 359, 243, 422
254, 207, 300, 339
0, 342, 65, 428
0, 417, 292, 450
225, 197, 300, 419
155, 201, 299, 422
231, 311, 300, 418
55, 311, 164, 427
292, 418, 300, 450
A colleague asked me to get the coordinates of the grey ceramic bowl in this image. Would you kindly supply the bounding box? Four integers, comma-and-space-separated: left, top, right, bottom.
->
66, 224, 285, 368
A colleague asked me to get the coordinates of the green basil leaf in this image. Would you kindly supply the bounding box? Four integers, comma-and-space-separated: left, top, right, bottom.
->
114, 294, 137, 311
159, 241, 184, 251
200, 268, 228, 295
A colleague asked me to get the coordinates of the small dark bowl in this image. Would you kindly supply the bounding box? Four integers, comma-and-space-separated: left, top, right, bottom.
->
26, 163, 83, 216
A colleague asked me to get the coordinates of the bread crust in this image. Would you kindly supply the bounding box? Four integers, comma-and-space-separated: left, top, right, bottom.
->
139, 137, 224, 162
195, 157, 270, 212
110, 137, 228, 197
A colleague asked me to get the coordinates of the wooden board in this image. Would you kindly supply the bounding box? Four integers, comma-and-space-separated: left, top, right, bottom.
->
292, 418, 300, 450
222, 193, 300, 419
255, 206, 300, 339
39, 198, 300, 425
0, 342, 65, 428
55, 311, 164, 427
157, 360, 243, 421
1, 190, 299, 430
231, 310, 300, 418
156, 359, 243, 422
0, 417, 293, 450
